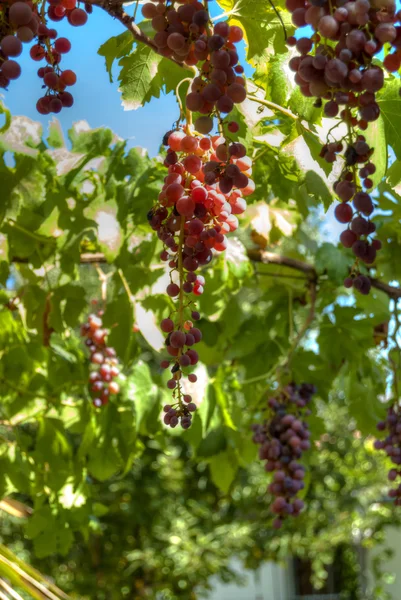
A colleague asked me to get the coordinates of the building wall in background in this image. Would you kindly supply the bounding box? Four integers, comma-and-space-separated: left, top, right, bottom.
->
207, 528, 401, 600
207, 559, 293, 600
368, 528, 401, 600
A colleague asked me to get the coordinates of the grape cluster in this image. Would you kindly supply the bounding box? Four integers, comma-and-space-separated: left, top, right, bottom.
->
375, 406, 401, 505
81, 312, 121, 408
143, 1, 246, 132
143, 5, 250, 428
149, 126, 252, 428
252, 383, 316, 529
0, 0, 89, 113
286, 0, 396, 292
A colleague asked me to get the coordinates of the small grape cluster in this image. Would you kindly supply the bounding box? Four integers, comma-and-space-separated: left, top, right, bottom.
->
286, 0, 396, 292
375, 406, 401, 505
252, 383, 316, 529
333, 134, 380, 294
143, 2, 246, 133
81, 312, 120, 408
0, 0, 89, 113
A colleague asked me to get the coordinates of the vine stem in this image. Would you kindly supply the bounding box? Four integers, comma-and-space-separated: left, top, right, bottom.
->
247, 94, 299, 122
243, 363, 278, 386
175, 77, 194, 125
176, 215, 186, 407
185, 104, 193, 130
288, 289, 294, 340
132, 0, 140, 21
266, 0, 287, 41
95, 265, 112, 305
177, 217, 186, 331
285, 280, 317, 370
6, 219, 52, 244
0, 378, 50, 401
390, 299, 401, 403
118, 268, 135, 303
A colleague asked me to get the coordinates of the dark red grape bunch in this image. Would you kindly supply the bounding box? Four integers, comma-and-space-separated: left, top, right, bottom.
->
252, 382, 316, 529
142, 0, 246, 133
0, 0, 89, 112
286, 0, 394, 292
332, 135, 381, 291
375, 406, 401, 505
0, 1, 40, 89
186, 22, 246, 134
80, 312, 121, 408
147, 128, 252, 428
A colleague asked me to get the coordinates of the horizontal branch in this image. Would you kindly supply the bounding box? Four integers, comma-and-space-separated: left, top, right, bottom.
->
9, 250, 401, 299
248, 248, 401, 299
0, 498, 32, 519
369, 278, 401, 300
247, 249, 316, 275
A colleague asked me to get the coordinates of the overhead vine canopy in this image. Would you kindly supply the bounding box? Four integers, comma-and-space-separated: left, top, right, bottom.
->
0, 0, 401, 595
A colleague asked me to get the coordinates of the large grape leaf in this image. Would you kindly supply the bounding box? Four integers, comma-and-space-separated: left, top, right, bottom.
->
209, 451, 238, 493
216, 0, 293, 63
315, 243, 350, 284
122, 361, 158, 435
363, 114, 387, 187
254, 54, 290, 107
346, 362, 387, 436
118, 44, 184, 110
98, 31, 134, 83
377, 78, 401, 159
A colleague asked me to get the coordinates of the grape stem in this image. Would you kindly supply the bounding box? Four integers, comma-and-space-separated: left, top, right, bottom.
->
95, 264, 112, 305
248, 95, 301, 123
283, 279, 317, 373
118, 268, 135, 303
175, 78, 194, 125
175, 215, 186, 408
390, 299, 401, 402
0, 378, 50, 402
266, 0, 287, 41
177, 216, 186, 333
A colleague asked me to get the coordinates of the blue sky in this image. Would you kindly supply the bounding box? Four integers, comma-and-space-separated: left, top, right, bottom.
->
4, 7, 176, 155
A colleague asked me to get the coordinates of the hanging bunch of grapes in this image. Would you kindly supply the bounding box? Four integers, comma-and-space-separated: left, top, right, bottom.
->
375, 406, 401, 504
81, 312, 121, 408
144, 2, 252, 429
0, 0, 90, 113
286, 0, 397, 294
252, 383, 316, 529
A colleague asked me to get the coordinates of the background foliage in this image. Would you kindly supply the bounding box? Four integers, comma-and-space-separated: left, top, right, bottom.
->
1, 0, 401, 596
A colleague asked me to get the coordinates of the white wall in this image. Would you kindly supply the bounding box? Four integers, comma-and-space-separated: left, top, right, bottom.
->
206, 559, 293, 600
207, 529, 401, 600
368, 527, 401, 600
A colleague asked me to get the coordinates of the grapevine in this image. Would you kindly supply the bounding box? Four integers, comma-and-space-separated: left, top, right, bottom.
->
285, 0, 398, 294
143, 1, 252, 428
80, 311, 121, 408
252, 383, 316, 529
374, 408, 401, 504
0, 0, 89, 113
